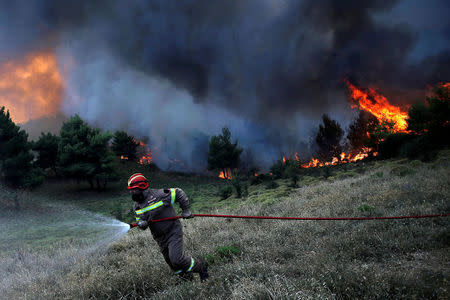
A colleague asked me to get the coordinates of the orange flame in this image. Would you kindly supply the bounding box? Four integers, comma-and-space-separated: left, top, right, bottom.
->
136, 140, 152, 164
0, 50, 64, 123
345, 80, 408, 132
299, 147, 377, 168
219, 169, 233, 179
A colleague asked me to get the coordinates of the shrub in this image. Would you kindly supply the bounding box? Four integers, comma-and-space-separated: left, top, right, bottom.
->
269, 160, 285, 179
231, 173, 242, 198
358, 203, 374, 212
322, 166, 332, 179
218, 185, 233, 200
250, 175, 263, 185
390, 165, 415, 177
265, 180, 279, 189
242, 182, 249, 198
378, 133, 415, 159
399, 135, 437, 161
206, 244, 241, 264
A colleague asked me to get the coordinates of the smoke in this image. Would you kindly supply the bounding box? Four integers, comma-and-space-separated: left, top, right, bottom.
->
1, 0, 449, 169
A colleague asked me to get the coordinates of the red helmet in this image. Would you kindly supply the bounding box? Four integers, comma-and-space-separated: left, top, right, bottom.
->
127, 173, 149, 190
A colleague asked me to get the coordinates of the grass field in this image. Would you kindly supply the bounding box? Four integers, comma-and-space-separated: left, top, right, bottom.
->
2, 152, 449, 299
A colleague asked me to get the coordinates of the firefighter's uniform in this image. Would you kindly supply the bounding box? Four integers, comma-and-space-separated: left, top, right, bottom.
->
133, 187, 204, 275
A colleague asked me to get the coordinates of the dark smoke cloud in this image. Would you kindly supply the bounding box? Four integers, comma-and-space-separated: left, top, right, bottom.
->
1, 0, 449, 169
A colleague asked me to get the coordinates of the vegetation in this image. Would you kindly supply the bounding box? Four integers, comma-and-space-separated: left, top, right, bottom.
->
3, 152, 448, 299
32, 132, 60, 174
315, 114, 344, 160
58, 115, 118, 190
0, 106, 44, 190
207, 127, 243, 177
378, 83, 449, 161
111, 130, 139, 160
347, 110, 379, 150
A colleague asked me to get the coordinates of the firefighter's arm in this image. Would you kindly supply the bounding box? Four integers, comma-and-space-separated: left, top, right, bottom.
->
172, 188, 193, 219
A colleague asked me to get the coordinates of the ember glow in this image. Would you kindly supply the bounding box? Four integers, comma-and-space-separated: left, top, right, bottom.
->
219, 169, 233, 179
138, 141, 152, 165
0, 50, 64, 123
300, 147, 376, 168
345, 80, 409, 132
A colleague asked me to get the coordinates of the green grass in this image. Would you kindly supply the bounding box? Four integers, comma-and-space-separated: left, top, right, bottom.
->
2, 152, 450, 299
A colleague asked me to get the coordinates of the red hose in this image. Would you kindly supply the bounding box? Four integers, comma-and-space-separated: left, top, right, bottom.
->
148, 213, 450, 223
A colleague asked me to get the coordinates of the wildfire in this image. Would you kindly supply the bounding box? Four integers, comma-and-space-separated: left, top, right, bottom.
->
300, 147, 376, 168
138, 141, 152, 165
0, 50, 64, 124
219, 169, 233, 179
345, 79, 409, 132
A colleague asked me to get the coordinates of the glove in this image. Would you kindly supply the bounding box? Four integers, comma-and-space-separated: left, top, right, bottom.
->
182, 209, 194, 219
137, 220, 148, 229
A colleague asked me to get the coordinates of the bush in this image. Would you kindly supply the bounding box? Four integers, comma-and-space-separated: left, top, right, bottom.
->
205, 244, 241, 264
322, 166, 332, 179
399, 135, 437, 161
390, 165, 415, 177
231, 173, 242, 198
358, 203, 374, 212
378, 133, 415, 159
218, 185, 233, 200
269, 160, 285, 179
265, 180, 279, 189
242, 182, 249, 198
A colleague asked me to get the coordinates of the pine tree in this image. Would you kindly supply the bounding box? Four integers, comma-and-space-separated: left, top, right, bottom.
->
58, 115, 118, 190
32, 132, 60, 174
111, 131, 139, 160
207, 127, 243, 177
0, 107, 44, 189
315, 114, 344, 160
347, 111, 379, 150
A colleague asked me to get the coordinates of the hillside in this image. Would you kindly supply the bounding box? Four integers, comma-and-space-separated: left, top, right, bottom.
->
3, 153, 450, 299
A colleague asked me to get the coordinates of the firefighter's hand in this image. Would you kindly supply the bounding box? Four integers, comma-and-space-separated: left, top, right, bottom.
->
137, 220, 148, 229
182, 210, 194, 219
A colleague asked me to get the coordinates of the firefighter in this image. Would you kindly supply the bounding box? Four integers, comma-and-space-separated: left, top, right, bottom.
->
128, 173, 209, 281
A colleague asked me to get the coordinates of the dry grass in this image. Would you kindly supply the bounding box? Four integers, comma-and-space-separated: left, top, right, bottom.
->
4, 157, 450, 299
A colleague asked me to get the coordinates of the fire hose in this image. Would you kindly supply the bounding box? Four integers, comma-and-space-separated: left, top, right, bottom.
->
129, 213, 450, 227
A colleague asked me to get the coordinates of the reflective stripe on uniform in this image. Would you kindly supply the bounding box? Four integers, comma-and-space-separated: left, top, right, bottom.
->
135, 217, 141, 221
136, 201, 163, 214
174, 258, 194, 274
187, 258, 195, 272
170, 188, 176, 205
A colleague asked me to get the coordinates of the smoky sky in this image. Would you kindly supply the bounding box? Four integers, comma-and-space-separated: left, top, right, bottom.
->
1, 0, 449, 170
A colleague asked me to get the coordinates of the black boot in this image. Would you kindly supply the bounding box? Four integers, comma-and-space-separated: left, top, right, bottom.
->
199, 260, 209, 282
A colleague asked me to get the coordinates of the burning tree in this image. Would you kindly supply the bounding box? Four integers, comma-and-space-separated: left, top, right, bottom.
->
0, 107, 44, 192
207, 127, 243, 179
315, 114, 344, 161
111, 131, 139, 161
347, 111, 379, 151
58, 115, 118, 190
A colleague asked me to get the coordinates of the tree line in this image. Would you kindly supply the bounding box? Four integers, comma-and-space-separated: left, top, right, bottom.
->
0, 112, 141, 191
0, 83, 448, 193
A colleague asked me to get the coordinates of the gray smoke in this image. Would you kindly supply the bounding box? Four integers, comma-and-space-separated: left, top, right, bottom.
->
2, 0, 449, 169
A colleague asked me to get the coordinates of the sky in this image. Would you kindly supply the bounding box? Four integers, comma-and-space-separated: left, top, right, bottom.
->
1, 0, 449, 169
